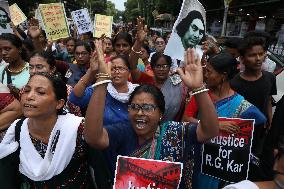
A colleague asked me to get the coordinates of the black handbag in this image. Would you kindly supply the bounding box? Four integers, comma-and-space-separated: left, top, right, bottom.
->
0, 118, 24, 189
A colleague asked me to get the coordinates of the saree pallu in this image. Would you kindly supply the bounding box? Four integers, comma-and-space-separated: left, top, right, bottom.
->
196, 94, 266, 189
131, 121, 199, 189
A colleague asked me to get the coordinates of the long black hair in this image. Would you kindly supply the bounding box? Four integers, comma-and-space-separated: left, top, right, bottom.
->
150, 53, 172, 69
29, 72, 67, 115
0, 33, 28, 61
208, 52, 239, 81
113, 32, 133, 47
30, 51, 56, 70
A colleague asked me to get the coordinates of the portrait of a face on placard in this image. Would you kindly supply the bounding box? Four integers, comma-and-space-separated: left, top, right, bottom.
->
0, 1, 12, 34
164, 0, 206, 62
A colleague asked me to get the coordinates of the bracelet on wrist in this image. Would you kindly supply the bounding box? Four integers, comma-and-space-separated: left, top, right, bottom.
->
91, 79, 111, 88
191, 88, 209, 96
96, 75, 111, 80
96, 73, 110, 78
131, 46, 142, 54
192, 84, 206, 93
96, 73, 110, 76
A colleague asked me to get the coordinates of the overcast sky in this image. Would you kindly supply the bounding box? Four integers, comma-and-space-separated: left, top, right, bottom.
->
109, 0, 126, 11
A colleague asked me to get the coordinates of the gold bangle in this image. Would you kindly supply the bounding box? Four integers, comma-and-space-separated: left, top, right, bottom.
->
96, 73, 110, 77
96, 75, 111, 80
131, 46, 142, 54
192, 84, 206, 93
91, 79, 112, 88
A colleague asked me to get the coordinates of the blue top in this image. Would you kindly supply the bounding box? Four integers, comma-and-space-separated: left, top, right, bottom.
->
195, 93, 267, 189
103, 121, 199, 189
65, 64, 88, 87
0, 62, 30, 89
69, 86, 129, 125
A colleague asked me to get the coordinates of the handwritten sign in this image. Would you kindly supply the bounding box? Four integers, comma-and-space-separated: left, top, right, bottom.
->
38, 3, 69, 40
201, 117, 255, 183
93, 14, 113, 38
114, 156, 183, 189
71, 8, 93, 35
9, 3, 26, 26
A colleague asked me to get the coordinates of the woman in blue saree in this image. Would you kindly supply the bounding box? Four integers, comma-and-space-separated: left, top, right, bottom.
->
183, 53, 267, 189
84, 40, 219, 189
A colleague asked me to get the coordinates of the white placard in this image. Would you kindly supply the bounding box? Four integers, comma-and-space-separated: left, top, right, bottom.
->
71, 8, 93, 35
164, 0, 206, 61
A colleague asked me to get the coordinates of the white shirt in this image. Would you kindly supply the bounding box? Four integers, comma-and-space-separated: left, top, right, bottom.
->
223, 180, 259, 189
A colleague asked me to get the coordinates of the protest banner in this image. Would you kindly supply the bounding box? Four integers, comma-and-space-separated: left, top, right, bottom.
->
93, 14, 113, 38
9, 3, 27, 26
201, 117, 255, 183
71, 8, 93, 35
0, 0, 13, 34
114, 156, 183, 189
38, 3, 69, 40
164, 0, 206, 62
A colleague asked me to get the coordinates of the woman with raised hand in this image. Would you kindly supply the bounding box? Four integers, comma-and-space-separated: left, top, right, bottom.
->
84, 45, 219, 189
182, 53, 267, 189
66, 41, 92, 87
129, 17, 188, 122
69, 40, 138, 124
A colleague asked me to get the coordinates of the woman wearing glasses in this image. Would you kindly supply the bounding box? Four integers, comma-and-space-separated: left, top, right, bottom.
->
66, 41, 92, 87
129, 24, 186, 121
69, 50, 138, 125
84, 45, 219, 189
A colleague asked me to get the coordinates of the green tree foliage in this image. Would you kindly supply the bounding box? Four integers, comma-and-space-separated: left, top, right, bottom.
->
106, 1, 116, 16
155, 0, 182, 16
123, 0, 182, 25
124, 0, 141, 22
90, 0, 107, 15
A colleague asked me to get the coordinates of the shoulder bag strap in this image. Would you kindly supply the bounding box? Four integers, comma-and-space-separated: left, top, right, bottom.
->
14, 118, 25, 187
1, 67, 5, 83
15, 118, 25, 143
4, 67, 12, 85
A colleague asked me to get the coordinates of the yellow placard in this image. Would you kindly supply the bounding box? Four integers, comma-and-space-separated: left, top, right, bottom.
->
93, 14, 113, 38
39, 3, 70, 41
9, 3, 27, 26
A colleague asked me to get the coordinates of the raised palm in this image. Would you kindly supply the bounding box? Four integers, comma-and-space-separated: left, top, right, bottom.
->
136, 17, 147, 43
94, 40, 111, 75
177, 49, 204, 90
28, 18, 41, 39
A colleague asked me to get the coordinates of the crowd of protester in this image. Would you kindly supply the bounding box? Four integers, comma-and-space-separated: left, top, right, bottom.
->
0, 16, 284, 189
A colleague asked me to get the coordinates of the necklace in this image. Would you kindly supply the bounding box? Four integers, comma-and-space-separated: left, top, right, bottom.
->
7, 64, 26, 74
